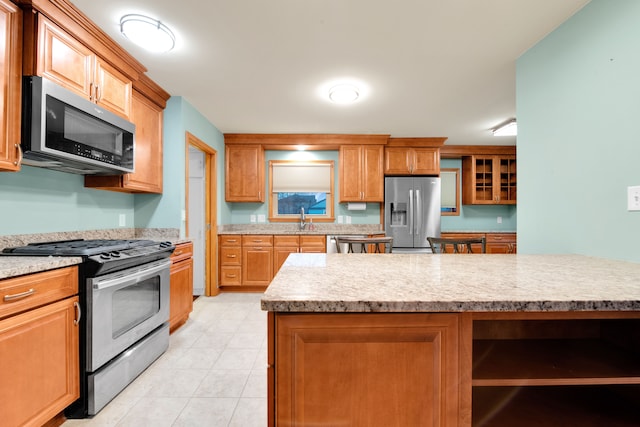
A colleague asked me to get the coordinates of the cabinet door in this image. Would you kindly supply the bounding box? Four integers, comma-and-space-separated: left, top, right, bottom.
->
275, 313, 460, 426
486, 233, 516, 254
169, 257, 193, 332
37, 16, 93, 99
0, 296, 80, 427
225, 145, 265, 202
274, 246, 298, 274
94, 57, 132, 119
497, 156, 517, 204
84, 90, 163, 193
242, 246, 273, 286
339, 145, 362, 201
411, 148, 439, 175
361, 145, 384, 202
462, 156, 516, 205
0, 0, 22, 171
299, 235, 326, 253
384, 147, 412, 175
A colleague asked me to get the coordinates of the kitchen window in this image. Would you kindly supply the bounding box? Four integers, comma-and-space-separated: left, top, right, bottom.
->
268, 160, 335, 222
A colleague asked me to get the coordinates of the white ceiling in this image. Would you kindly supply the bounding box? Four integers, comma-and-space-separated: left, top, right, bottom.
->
69, 0, 590, 146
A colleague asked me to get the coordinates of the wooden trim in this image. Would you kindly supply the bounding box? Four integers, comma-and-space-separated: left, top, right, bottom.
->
132, 74, 170, 108
440, 168, 460, 216
186, 132, 219, 296
224, 133, 390, 150
387, 137, 447, 147
440, 145, 516, 158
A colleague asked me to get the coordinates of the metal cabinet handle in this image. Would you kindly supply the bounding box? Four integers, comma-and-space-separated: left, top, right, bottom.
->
13, 143, 22, 166
95, 84, 101, 102
226, 274, 237, 278
73, 301, 81, 326
226, 254, 237, 258
89, 82, 94, 101
174, 250, 184, 256
3, 288, 35, 302
227, 239, 238, 243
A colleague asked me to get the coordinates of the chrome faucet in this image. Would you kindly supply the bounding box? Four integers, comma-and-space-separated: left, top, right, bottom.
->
300, 207, 306, 230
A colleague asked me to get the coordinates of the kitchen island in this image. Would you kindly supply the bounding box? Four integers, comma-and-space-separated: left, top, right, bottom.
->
262, 253, 640, 426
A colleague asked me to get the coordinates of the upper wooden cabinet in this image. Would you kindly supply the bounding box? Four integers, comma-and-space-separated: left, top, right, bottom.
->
0, 0, 22, 172
384, 147, 439, 175
339, 145, 384, 202
462, 155, 516, 205
85, 87, 164, 193
35, 16, 132, 119
225, 144, 265, 202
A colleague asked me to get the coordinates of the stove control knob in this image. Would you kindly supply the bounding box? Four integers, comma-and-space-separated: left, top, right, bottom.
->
160, 241, 172, 248
100, 253, 111, 260
110, 251, 121, 258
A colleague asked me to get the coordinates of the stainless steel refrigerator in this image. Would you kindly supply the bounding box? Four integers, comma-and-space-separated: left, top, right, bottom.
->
384, 177, 441, 253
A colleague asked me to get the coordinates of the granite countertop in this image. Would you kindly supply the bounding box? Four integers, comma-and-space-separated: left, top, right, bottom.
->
218, 224, 383, 235
0, 256, 83, 280
261, 254, 640, 313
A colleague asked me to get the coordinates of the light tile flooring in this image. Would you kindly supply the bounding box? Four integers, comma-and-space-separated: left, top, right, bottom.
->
64, 293, 267, 427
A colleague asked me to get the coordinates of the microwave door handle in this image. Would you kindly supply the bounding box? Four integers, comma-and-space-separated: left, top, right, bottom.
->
408, 189, 413, 235
415, 189, 421, 235
92, 259, 171, 290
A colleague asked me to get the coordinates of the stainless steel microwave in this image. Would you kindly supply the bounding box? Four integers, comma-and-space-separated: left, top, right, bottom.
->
21, 76, 135, 175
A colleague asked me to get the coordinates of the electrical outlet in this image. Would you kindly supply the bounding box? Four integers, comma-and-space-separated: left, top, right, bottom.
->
118, 214, 126, 227
250, 215, 257, 223
338, 215, 343, 224
628, 186, 640, 211
497, 216, 502, 224
346, 216, 352, 224
258, 214, 266, 223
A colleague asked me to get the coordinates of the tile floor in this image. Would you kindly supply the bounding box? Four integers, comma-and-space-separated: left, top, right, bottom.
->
63, 293, 267, 427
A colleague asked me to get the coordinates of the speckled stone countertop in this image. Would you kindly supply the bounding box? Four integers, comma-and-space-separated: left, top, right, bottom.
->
261, 253, 640, 312
218, 224, 383, 235
0, 256, 82, 280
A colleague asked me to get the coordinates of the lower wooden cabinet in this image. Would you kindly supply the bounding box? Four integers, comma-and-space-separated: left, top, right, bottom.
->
0, 267, 80, 427
242, 235, 273, 287
441, 232, 517, 254
274, 235, 326, 273
169, 242, 193, 332
271, 312, 460, 426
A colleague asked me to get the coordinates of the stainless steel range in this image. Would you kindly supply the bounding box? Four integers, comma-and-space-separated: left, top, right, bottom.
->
3, 239, 175, 417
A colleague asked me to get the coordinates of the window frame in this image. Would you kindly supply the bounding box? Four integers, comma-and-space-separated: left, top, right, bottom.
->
268, 160, 335, 222
441, 168, 460, 216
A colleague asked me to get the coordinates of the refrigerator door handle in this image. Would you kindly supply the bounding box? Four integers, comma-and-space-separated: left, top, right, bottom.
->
408, 189, 413, 235
415, 189, 421, 235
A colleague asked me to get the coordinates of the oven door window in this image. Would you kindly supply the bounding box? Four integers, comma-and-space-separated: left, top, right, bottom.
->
112, 276, 161, 338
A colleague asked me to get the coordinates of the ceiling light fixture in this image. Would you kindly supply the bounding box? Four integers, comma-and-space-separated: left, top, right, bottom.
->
492, 119, 517, 136
328, 84, 360, 104
120, 14, 176, 53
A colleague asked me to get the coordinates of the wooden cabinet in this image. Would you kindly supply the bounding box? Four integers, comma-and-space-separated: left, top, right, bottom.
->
272, 312, 460, 426
339, 145, 384, 202
242, 235, 273, 286
0, 266, 80, 427
472, 313, 640, 426
169, 242, 193, 333
0, 0, 22, 172
273, 235, 326, 273
85, 88, 164, 193
219, 235, 242, 286
225, 144, 265, 202
384, 147, 439, 175
486, 233, 516, 254
462, 155, 516, 205
36, 16, 132, 119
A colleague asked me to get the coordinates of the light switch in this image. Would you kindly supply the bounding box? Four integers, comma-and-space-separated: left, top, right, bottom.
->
497, 216, 502, 224
250, 215, 257, 223
118, 214, 126, 227
258, 214, 266, 223
628, 186, 640, 211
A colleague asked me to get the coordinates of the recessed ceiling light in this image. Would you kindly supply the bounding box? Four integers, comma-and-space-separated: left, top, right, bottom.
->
328, 84, 360, 104
120, 14, 176, 53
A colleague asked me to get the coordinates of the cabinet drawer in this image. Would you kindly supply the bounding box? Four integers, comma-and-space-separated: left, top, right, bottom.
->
486, 233, 516, 243
242, 235, 273, 247
220, 247, 242, 266
299, 235, 326, 249
219, 235, 242, 246
171, 241, 193, 263
220, 266, 241, 286
0, 266, 78, 319
274, 235, 299, 247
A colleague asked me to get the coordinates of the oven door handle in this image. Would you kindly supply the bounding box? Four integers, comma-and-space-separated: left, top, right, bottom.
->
92, 259, 171, 290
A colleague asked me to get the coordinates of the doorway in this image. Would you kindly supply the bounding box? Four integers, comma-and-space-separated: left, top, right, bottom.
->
186, 132, 218, 296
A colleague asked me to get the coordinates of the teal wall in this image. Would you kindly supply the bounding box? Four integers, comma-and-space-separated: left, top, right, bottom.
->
0, 165, 134, 234
440, 159, 516, 232
0, 96, 224, 237
517, 0, 640, 262
135, 96, 226, 236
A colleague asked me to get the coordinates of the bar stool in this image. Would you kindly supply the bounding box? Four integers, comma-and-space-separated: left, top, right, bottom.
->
335, 236, 394, 253
427, 236, 486, 254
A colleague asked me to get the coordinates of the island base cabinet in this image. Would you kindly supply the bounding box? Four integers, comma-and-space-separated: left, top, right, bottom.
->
0, 296, 79, 427
272, 313, 461, 426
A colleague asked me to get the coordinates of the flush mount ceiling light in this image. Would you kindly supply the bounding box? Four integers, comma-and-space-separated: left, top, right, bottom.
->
328, 84, 360, 104
120, 14, 175, 53
492, 119, 517, 136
